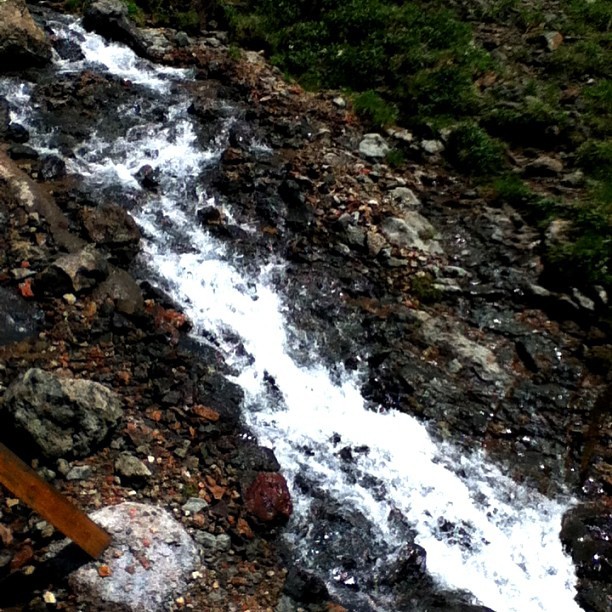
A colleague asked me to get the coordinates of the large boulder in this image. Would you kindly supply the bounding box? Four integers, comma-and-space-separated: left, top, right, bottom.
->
82, 0, 147, 57
0, 0, 52, 70
69, 503, 199, 612
35, 246, 109, 296
2, 368, 123, 458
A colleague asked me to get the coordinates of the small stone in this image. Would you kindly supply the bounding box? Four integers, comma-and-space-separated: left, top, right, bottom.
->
66, 465, 93, 481
43, 591, 56, 605
543, 31, 563, 51
421, 139, 444, 154
332, 96, 346, 108
63, 293, 77, 305
114, 453, 152, 479
195, 532, 217, 550
524, 155, 563, 177
359, 133, 390, 159
182, 498, 209, 514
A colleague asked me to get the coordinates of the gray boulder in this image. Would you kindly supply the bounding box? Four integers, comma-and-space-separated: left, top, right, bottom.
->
359, 133, 390, 159
0, 0, 52, 70
2, 368, 123, 458
69, 503, 200, 612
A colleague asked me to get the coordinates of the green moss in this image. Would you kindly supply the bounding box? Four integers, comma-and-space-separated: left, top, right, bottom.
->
410, 274, 442, 303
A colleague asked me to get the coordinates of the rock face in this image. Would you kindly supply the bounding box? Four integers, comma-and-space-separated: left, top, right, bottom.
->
0, 0, 52, 70
69, 503, 199, 612
2, 368, 123, 458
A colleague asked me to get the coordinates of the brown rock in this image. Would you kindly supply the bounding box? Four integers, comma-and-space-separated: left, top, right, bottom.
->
0, 0, 51, 70
244, 472, 292, 525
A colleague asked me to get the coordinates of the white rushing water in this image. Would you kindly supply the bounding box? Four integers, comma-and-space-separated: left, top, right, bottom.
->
1, 15, 582, 611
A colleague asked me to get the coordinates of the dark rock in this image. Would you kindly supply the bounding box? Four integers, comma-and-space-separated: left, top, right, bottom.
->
244, 472, 292, 524
38, 154, 66, 180
6, 123, 29, 143
0, 0, 52, 70
53, 37, 85, 62
7, 144, 38, 160
382, 543, 427, 585
2, 368, 123, 459
196, 372, 244, 429
0, 98, 9, 136
279, 179, 313, 230
82, 0, 147, 57
232, 445, 280, 472
0, 287, 43, 346
561, 505, 612, 582
80, 203, 141, 263
35, 246, 109, 295
283, 566, 329, 603
134, 164, 159, 191
93, 268, 144, 316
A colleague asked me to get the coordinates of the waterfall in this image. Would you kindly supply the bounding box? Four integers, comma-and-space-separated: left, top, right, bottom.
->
0, 13, 581, 612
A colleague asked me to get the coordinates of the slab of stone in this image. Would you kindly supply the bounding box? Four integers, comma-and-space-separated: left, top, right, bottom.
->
69, 503, 200, 612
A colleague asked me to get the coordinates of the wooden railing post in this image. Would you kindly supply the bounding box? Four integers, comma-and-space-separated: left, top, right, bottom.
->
0, 443, 111, 559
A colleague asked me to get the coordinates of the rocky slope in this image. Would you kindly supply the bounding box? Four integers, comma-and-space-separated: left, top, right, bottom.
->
0, 1, 609, 611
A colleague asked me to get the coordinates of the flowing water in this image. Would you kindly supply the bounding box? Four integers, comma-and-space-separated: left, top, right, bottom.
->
1, 13, 582, 611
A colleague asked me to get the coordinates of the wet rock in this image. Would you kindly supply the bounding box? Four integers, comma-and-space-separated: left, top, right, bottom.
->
69, 503, 199, 612
114, 452, 152, 480
232, 444, 281, 472
82, 0, 147, 57
36, 246, 109, 295
382, 543, 427, 585
6, 123, 29, 143
244, 472, 292, 525
2, 368, 123, 459
0, 98, 9, 136
37, 154, 66, 180
0, 0, 52, 70
134, 164, 159, 190
53, 37, 86, 62
0, 286, 43, 345
80, 203, 141, 263
359, 133, 390, 160
196, 372, 243, 430
561, 504, 612, 582
283, 566, 329, 603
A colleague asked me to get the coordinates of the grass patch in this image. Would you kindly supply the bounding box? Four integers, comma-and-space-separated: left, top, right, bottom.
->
446, 122, 506, 176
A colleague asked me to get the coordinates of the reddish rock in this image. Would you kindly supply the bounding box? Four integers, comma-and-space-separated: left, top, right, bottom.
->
244, 472, 292, 525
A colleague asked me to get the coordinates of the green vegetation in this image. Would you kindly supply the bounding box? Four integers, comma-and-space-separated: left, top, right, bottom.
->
352, 90, 397, 128
446, 123, 506, 176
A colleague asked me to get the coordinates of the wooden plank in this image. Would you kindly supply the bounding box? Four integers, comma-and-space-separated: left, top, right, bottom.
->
0, 443, 111, 558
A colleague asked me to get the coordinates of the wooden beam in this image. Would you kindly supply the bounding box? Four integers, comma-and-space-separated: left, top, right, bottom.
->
0, 443, 111, 559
